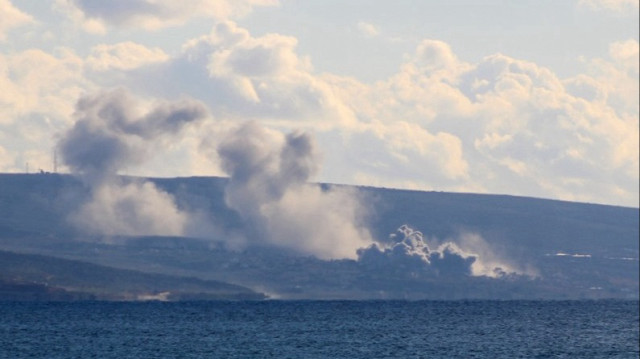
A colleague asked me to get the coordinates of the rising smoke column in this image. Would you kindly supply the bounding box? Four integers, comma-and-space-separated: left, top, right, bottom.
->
58, 88, 208, 236
358, 225, 535, 278
217, 122, 374, 259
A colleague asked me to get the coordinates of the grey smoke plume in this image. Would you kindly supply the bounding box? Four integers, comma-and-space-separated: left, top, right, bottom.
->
358, 225, 535, 278
217, 122, 373, 259
59, 88, 207, 183
58, 88, 208, 237
69, 180, 188, 236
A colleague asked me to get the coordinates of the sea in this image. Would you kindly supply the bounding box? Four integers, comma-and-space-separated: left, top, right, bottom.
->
0, 300, 638, 358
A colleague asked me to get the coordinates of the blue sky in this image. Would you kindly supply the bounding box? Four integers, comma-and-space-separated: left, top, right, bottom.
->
1, 0, 638, 207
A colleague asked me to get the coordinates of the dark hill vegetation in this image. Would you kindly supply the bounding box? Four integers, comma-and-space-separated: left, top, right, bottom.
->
0, 173, 637, 300
0, 249, 265, 301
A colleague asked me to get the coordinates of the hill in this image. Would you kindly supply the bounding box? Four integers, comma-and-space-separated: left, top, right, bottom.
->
0, 173, 637, 299
0, 249, 264, 301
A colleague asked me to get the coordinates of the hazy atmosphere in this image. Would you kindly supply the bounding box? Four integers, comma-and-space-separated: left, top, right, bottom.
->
1, 0, 638, 207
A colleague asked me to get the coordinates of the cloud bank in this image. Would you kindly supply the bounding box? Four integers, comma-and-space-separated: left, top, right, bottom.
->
0, 0, 33, 41
322, 37, 639, 205
103, 20, 636, 206
0, 7, 636, 207
56, 0, 278, 33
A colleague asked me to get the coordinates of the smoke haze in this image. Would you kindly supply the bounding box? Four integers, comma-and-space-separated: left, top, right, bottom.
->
56, 90, 533, 274
217, 122, 374, 259
358, 225, 535, 278
59, 88, 207, 183
58, 89, 208, 237
69, 180, 188, 236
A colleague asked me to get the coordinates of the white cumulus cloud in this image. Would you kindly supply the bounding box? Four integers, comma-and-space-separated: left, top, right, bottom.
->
321, 38, 638, 206
87, 42, 169, 71
0, 0, 34, 41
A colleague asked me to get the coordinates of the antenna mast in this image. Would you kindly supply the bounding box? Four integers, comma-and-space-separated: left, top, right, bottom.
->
53, 149, 58, 173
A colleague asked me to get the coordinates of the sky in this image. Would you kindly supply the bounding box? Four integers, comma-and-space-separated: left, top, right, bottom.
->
1, 0, 638, 207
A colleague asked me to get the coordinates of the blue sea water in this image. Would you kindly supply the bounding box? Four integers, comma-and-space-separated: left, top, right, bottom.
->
0, 300, 638, 358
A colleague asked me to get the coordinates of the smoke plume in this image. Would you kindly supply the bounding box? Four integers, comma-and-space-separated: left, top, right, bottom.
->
59, 88, 207, 183
217, 122, 373, 259
58, 88, 208, 237
358, 225, 535, 278
69, 180, 188, 236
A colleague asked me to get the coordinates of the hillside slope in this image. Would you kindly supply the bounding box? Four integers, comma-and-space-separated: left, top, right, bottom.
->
0, 173, 637, 299
0, 249, 265, 301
